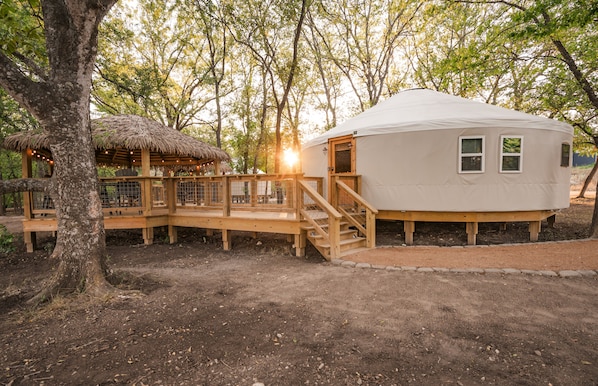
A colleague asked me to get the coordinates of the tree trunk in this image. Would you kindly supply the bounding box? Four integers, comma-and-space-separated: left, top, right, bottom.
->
0, 1, 117, 304
30, 112, 110, 303
591, 178, 598, 238
577, 161, 598, 198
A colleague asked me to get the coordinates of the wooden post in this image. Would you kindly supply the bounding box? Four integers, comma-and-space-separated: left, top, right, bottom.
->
529, 221, 541, 242
141, 149, 152, 215
328, 215, 341, 260
330, 175, 338, 208
466, 222, 478, 245
141, 149, 153, 245
404, 220, 415, 246
166, 178, 177, 244
250, 177, 258, 207
366, 209, 376, 248
222, 176, 230, 217
142, 227, 154, 245
221, 176, 231, 250
222, 229, 231, 250
22, 149, 35, 252
294, 232, 306, 257
295, 175, 303, 221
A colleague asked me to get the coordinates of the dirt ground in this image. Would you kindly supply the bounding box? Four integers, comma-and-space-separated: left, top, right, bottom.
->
1, 196, 597, 385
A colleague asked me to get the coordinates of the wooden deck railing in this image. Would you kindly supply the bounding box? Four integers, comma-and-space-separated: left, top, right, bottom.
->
28, 174, 323, 218
334, 179, 378, 248
21, 173, 382, 258
298, 179, 342, 259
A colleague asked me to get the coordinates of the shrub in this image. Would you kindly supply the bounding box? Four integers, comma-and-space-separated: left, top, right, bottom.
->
0, 224, 15, 254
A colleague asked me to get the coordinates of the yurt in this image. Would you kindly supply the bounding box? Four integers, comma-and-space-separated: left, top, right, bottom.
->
301, 89, 574, 244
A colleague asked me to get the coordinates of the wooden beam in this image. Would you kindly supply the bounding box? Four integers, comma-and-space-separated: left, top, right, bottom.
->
378, 209, 556, 223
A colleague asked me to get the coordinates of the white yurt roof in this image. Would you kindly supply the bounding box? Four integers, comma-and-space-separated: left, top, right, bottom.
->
303, 88, 573, 148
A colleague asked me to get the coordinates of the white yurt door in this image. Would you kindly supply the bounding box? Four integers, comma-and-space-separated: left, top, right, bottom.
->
328, 135, 356, 199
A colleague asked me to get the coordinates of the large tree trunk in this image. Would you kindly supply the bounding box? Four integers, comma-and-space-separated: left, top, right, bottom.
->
0, 0, 117, 304
29, 1, 117, 303
30, 111, 111, 303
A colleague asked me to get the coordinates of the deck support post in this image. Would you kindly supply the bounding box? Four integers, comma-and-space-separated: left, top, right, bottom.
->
143, 227, 154, 245
24, 231, 35, 253
222, 229, 231, 250
529, 221, 541, 242
294, 232, 306, 257
169, 226, 178, 244
466, 222, 478, 245
404, 221, 415, 245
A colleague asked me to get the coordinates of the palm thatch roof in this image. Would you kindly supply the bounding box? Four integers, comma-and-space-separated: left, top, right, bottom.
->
3, 115, 230, 168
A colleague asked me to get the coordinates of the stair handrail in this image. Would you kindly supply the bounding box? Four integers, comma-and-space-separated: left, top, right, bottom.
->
335, 180, 378, 248
298, 180, 342, 259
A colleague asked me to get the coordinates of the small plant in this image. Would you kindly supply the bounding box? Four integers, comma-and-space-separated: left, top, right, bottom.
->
0, 224, 15, 254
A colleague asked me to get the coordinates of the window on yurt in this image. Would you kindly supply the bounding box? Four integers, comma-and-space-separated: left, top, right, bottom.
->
459, 136, 485, 173
561, 143, 571, 167
500, 136, 523, 173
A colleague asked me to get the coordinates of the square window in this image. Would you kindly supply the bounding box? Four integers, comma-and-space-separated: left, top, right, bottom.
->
459, 136, 484, 173
500, 136, 523, 173
561, 143, 571, 167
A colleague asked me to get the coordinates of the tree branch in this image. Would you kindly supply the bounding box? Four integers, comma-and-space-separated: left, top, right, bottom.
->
0, 178, 50, 195
0, 52, 51, 119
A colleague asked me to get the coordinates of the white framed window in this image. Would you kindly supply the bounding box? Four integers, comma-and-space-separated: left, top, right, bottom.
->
459, 136, 485, 173
500, 136, 523, 173
561, 143, 571, 167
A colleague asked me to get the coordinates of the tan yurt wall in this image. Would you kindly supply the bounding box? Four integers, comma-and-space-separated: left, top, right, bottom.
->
356, 128, 571, 212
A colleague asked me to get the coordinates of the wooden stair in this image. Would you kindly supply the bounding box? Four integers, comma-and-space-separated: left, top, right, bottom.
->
302, 222, 368, 260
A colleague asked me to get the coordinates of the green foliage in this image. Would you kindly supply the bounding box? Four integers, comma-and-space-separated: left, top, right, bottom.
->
0, 224, 15, 254
0, 0, 48, 73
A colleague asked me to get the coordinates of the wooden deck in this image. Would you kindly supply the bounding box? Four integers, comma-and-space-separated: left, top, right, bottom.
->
22, 175, 320, 257
20, 172, 555, 257
20, 174, 379, 260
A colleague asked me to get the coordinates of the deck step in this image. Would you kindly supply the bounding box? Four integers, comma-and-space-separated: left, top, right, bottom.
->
316, 237, 367, 252
301, 222, 351, 232
308, 229, 357, 245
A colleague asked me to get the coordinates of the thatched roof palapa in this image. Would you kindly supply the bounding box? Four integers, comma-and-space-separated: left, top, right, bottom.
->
3, 115, 230, 168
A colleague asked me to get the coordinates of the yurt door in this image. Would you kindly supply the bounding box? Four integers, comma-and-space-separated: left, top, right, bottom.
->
327, 135, 356, 198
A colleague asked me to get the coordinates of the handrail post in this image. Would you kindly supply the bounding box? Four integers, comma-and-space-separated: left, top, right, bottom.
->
329, 214, 341, 259
295, 175, 303, 220
330, 174, 339, 208
366, 208, 376, 248
222, 175, 230, 217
